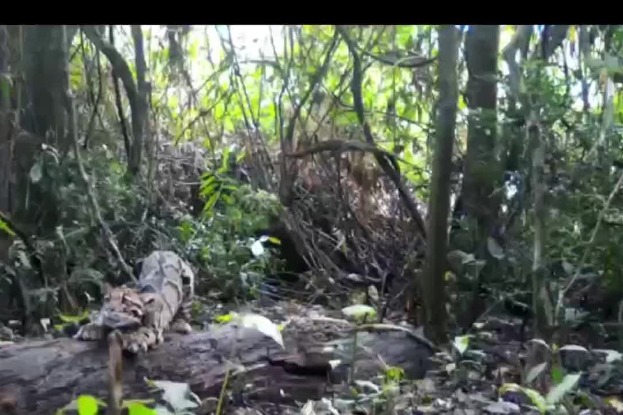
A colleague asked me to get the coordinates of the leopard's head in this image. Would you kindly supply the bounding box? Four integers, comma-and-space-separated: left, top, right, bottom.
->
95, 284, 145, 329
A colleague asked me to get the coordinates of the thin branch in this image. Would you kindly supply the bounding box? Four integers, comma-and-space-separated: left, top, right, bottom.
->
336, 26, 427, 239
556, 171, 623, 320
64, 27, 136, 282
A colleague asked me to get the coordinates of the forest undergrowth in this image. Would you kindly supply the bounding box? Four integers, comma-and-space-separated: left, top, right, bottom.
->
1, 25, 623, 414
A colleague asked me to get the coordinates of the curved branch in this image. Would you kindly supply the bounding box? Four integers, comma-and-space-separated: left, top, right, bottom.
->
81, 26, 140, 167
360, 49, 436, 69
336, 26, 427, 239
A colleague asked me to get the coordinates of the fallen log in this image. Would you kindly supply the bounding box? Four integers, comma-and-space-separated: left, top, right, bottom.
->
0, 321, 434, 414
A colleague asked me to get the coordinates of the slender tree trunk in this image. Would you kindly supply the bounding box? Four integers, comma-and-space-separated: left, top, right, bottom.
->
0, 25, 11, 260
457, 25, 501, 327
529, 109, 551, 337
129, 25, 148, 178
421, 25, 459, 344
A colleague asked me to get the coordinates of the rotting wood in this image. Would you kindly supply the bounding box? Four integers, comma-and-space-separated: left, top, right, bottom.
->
0, 322, 433, 414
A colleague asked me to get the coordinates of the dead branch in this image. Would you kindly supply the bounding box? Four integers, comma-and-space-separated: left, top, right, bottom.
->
336, 26, 427, 239
285, 139, 401, 173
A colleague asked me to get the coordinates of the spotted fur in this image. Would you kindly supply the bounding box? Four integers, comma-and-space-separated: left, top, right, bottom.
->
74, 250, 195, 354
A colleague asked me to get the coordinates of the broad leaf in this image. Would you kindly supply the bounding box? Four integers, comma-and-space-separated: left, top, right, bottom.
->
545, 373, 581, 405
341, 304, 377, 322
146, 380, 200, 412
525, 362, 548, 384
0, 217, 15, 237
453, 335, 471, 355
77, 395, 101, 415
235, 312, 284, 348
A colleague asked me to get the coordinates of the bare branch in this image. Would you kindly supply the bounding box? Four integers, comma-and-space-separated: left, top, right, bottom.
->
336, 26, 427, 239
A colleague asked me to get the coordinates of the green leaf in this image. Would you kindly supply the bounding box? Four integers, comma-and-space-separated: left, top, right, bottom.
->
0, 73, 11, 103
384, 366, 405, 382
203, 190, 221, 214
267, 236, 281, 245
342, 304, 377, 322
458, 94, 467, 111
523, 388, 548, 412
453, 335, 471, 355
0, 217, 15, 237
214, 312, 234, 324
545, 373, 581, 405
77, 395, 101, 415
550, 365, 564, 385
188, 39, 199, 60
499, 384, 547, 413
126, 401, 157, 415
58, 310, 91, 324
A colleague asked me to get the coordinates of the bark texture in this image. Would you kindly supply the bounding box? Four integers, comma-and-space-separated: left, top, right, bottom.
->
458, 25, 501, 327
0, 25, 11, 261
0, 323, 433, 414
421, 25, 459, 343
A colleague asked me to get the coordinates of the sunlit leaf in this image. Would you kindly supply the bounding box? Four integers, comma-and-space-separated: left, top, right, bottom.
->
545, 373, 581, 405
146, 380, 200, 412
214, 313, 234, 324
341, 304, 377, 322
499, 384, 547, 413
77, 395, 101, 415
453, 335, 471, 355
234, 312, 285, 349
384, 366, 405, 382
0, 217, 15, 237
126, 401, 157, 415
525, 362, 548, 384
593, 349, 623, 363
58, 310, 91, 324
250, 239, 265, 257
606, 397, 623, 412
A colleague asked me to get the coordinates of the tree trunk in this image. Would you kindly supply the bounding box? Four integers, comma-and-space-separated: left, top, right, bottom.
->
4, 26, 78, 238
20, 26, 76, 154
457, 25, 501, 327
129, 25, 148, 178
0, 324, 433, 414
0, 25, 11, 260
421, 25, 459, 344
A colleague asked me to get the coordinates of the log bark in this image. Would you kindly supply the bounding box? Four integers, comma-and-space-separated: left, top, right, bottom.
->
0, 323, 433, 414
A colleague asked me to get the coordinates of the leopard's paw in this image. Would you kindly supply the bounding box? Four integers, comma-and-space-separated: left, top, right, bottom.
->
171, 319, 193, 334
120, 327, 159, 354
73, 323, 106, 341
